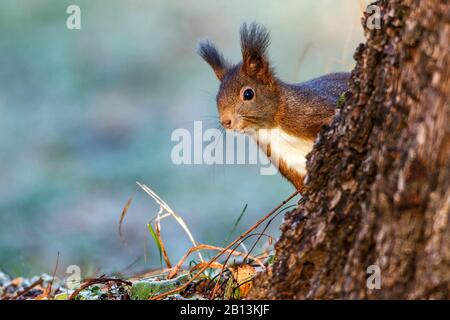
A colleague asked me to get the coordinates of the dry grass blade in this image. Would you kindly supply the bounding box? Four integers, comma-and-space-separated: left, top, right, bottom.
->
128, 268, 172, 282
137, 182, 204, 263
167, 244, 265, 279
155, 222, 172, 268
1, 278, 44, 300
150, 190, 299, 300
191, 261, 226, 272
119, 196, 133, 242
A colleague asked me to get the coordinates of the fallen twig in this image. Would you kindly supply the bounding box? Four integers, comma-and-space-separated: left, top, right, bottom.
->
1, 278, 44, 300
68, 275, 132, 300
119, 196, 134, 243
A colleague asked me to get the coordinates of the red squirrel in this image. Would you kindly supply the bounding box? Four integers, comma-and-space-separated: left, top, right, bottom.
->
199, 23, 349, 191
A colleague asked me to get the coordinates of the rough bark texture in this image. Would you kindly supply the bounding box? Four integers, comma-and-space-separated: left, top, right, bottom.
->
250, 0, 450, 299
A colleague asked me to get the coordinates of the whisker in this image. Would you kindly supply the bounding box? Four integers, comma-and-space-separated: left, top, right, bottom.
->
241, 115, 262, 121
240, 117, 259, 125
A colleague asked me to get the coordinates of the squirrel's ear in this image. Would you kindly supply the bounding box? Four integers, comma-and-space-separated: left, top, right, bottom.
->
198, 40, 229, 81
240, 22, 273, 85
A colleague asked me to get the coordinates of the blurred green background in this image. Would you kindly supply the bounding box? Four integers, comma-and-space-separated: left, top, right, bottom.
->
0, 0, 366, 278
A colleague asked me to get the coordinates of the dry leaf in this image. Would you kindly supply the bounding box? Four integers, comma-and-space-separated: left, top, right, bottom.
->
231, 264, 256, 298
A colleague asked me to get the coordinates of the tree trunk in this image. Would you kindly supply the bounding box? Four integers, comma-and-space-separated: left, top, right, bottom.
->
250, 0, 450, 299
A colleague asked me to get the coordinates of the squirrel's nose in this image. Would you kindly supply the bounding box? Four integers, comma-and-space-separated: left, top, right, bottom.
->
221, 119, 232, 129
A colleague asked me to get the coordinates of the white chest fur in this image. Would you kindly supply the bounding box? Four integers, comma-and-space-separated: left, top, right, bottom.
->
254, 128, 314, 176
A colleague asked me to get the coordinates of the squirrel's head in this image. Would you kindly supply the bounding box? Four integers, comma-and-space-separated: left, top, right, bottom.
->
199, 23, 280, 133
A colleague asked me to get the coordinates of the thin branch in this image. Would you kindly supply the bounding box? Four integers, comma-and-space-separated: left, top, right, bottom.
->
167, 244, 265, 279
1, 278, 44, 300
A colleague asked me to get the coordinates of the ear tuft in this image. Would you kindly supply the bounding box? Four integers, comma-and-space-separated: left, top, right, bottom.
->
198, 40, 229, 81
240, 22, 270, 59
240, 22, 273, 84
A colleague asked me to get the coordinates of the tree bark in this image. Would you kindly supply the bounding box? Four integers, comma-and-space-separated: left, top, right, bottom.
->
250, 0, 450, 299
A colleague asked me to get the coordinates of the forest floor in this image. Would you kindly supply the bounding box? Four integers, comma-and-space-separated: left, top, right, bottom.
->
1, 185, 295, 300
0, 261, 264, 300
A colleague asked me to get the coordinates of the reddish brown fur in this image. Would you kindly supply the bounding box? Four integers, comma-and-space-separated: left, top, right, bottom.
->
199, 22, 349, 191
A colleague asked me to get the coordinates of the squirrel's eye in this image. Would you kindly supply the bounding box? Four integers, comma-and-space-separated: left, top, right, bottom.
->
243, 88, 254, 101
